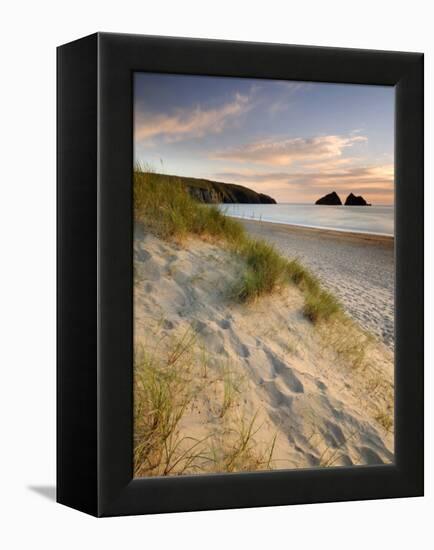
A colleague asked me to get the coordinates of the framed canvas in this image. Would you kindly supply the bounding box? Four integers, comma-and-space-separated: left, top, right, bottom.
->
57, 32, 424, 517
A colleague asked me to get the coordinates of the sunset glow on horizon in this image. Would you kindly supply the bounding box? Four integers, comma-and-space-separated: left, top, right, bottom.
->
134, 73, 394, 205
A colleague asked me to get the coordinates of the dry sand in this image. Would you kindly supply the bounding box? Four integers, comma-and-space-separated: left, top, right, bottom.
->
134, 224, 394, 474
239, 219, 395, 350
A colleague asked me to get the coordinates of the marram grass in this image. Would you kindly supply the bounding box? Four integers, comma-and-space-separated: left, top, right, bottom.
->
134, 327, 278, 476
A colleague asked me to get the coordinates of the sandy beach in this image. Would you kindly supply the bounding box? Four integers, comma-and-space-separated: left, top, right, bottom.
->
239, 219, 395, 350
134, 224, 394, 475
131, 68, 398, 479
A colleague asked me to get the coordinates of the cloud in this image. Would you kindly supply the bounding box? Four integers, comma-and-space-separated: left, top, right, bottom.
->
215, 163, 393, 187
134, 93, 250, 142
275, 81, 312, 93
267, 82, 312, 115
214, 134, 367, 166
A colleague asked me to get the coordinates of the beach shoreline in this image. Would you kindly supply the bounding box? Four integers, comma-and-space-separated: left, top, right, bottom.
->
225, 216, 395, 244
238, 218, 395, 349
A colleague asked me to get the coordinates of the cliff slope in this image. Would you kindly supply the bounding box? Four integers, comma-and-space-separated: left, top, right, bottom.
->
142, 172, 276, 204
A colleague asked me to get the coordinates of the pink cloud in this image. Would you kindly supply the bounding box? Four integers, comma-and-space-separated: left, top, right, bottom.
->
214, 135, 367, 166
134, 93, 249, 142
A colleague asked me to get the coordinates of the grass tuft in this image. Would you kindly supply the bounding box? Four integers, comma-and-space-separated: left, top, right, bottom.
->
133, 329, 202, 477
232, 239, 289, 302
208, 413, 278, 473
320, 315, 374, 369
134, 168, 244, 243
374, 410, 394, 432
303, 289, 341, 323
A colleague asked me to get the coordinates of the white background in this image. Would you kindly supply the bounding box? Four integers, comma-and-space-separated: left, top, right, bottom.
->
0, 1, 431, 548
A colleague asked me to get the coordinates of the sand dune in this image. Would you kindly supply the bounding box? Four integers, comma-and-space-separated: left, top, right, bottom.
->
134, 224, 394, 475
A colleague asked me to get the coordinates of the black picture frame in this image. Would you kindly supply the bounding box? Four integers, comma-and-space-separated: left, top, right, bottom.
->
57, 32, 424, 517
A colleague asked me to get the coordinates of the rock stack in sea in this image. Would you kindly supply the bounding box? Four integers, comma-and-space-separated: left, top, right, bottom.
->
315, 191, 371, 206
315, 191, 342, 205
344, 193, 371, 206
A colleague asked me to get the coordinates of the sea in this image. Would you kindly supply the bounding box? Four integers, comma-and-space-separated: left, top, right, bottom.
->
217, 203, 394, 237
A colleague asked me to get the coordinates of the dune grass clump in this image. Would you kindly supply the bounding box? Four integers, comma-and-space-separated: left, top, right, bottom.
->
320, 314, 376, 369
134, 168, 342, 323
133, 327, 277, 476
209, 414, 277, 473
286, 259, 320, 294
133, 330, 205, 477
134, 169, 244, 244
232, 239, 290, 302
233, 240, 341, 321
374, 409, 394, 432
303, 289, 341, 323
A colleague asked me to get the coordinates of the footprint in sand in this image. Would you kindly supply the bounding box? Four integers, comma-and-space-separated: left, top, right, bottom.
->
192, 320, 207, 334
230, 336, 250, 358
217, 318, 231, 330
135, 248, 151, 262
193, 320, 227, 356
358, 446, 384, 465
315, 380, 327, 392
141, 258, 162, 281
162, 319, 176, 330
322, 420, 346, 447
261, 380, 294, 409
264, 349, 304, 393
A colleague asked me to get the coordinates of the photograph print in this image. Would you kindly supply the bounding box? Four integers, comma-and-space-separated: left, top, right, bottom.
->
132, 72, 394, 477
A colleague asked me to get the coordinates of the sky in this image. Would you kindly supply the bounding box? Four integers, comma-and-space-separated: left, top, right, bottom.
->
134, 73, 394, 205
